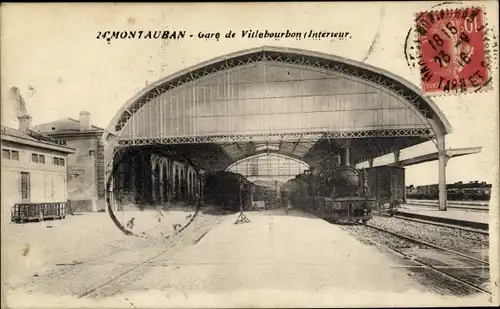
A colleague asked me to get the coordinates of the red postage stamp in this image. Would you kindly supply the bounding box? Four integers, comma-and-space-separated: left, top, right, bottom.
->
415, 7, 492, 95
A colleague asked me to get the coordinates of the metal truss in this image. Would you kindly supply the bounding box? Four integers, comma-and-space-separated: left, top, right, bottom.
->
117, 128, 433, 146
228, 152, 309, 170
114, 50, 437, 133
229, 152, 309, 177
237, 172, 302, 177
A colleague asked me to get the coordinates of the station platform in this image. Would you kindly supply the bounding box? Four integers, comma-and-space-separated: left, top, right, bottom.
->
4, 208, 490, 307
396, 205, 489, 230
120, 209, 431, 303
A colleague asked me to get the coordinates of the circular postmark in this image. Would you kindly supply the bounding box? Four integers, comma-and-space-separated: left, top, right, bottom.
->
404, 2, 464, 70
105, 147, 201, 240
404, 2, 497, 96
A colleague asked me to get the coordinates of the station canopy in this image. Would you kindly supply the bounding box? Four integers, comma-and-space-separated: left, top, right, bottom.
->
103, 46, 452, 173
388, 147, 482, 167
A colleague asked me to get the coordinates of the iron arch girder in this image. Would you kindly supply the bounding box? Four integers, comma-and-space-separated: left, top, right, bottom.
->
102, 46, 452, 148
219, 138, 320, 163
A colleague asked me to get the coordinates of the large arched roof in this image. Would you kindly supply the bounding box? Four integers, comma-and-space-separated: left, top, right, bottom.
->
105, 46, 452, 136
103, 46, 453, 171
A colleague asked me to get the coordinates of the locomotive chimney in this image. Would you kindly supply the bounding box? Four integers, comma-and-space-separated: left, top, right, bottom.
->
340, 147, 350, 166
332, 155, 341, 168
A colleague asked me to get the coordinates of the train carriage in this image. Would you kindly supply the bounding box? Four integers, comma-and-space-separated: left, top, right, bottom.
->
406, 181, 491, 201
365, 166, 405, 216
203, 171, 253, 211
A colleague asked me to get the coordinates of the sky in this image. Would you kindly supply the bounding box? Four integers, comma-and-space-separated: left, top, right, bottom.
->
1, 2, 498, 187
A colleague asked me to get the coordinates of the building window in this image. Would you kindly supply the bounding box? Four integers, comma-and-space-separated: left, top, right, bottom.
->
20, 172, 30, 201
11, 150, 19, 160
2, 149, 11, 159
30, 153, 47, 164
53, 157, 65, 166
2, 149, 20, 160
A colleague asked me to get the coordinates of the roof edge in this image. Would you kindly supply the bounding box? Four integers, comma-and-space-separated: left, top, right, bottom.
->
1, 132, 77, 154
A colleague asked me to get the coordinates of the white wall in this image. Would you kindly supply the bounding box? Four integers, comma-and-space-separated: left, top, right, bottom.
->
1, 143, 68, 223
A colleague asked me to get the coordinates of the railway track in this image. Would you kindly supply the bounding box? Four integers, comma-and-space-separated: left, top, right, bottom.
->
75, 219, 224, 299
8, 207, 228, 300
391, 213, 489, 235
362, 223, 491, 295
393, 209, 489, 231
406, 202, 489, 212
406, 199, 489, 207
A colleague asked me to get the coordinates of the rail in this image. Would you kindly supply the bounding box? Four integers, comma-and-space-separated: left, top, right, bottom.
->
11, 202, 68, 223
394, 209, 489, 231
405, 204, 488, 213
391, 214, 489, 235
406, 199, 489, 207
364, 224, 491, 295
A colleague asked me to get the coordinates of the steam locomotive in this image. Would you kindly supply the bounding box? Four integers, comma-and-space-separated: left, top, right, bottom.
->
283, 153, 376, 224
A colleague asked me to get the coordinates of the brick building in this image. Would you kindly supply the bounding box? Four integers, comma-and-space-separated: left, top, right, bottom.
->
1, 117, 75, 224
33, 112, 106, 212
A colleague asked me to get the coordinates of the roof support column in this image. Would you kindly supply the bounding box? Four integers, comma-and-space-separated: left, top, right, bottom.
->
368, 158, 374, 168
109, 172, 115, 213
167, 159, 172, 205
393, 150, 401, 166
250, 184, 254, 209
437, 134, 447, 211
199, 171, 205, 202
159, 161, 164, 204
173, 166, 178, 202
151, 160, 156, 205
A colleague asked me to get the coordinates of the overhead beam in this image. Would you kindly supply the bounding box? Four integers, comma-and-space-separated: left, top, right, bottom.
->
388, 147, 482, 167
115, 129, 434, 146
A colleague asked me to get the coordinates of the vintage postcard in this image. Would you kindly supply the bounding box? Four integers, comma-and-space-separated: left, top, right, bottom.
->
1, 2, 499, 308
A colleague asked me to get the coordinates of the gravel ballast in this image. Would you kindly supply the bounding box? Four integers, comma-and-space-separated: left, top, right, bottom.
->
368, 216, 489, 256
340, 224, 432, 250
